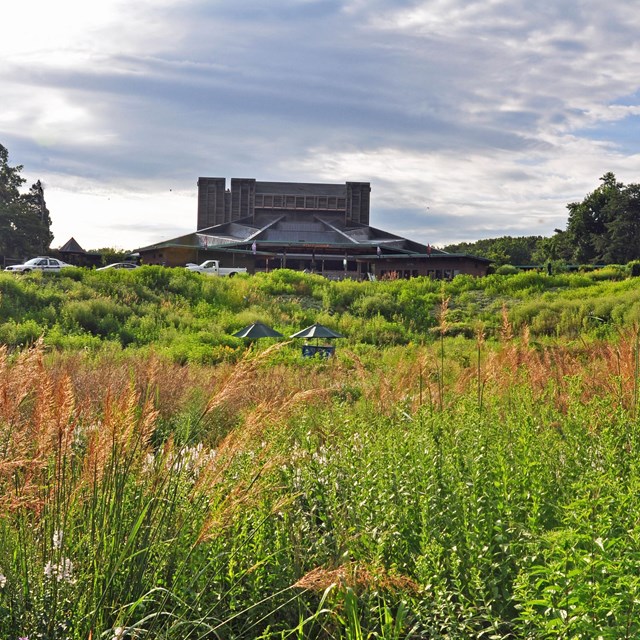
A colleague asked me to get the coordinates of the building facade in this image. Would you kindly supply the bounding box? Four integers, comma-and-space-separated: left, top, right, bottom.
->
197, 178, 371, 229
137, 177, 490, 279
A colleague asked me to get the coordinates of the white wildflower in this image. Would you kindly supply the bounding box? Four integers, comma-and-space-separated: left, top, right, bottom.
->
44, 557, 75, 583
0, 573, 6, 588
312, 451, 328, 466
72, 423, 85, 446
52, 529, 63, 549
143, 452, 155, 472
169, 444, 216, 478
61, 557, 74, 583
112, 626, 125, 639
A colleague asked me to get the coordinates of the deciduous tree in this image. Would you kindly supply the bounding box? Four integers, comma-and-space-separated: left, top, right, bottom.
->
562, 173, 640, 265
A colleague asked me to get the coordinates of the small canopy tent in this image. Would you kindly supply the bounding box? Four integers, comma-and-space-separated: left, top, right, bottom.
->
289, 323, 343, 340
290, 323, 343, 357
232, 322, 283, 339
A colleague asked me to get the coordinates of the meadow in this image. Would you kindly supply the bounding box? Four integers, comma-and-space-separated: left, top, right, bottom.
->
2, 266, 640, 638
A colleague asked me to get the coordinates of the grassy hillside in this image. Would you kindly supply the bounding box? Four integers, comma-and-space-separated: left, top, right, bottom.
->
1, 265, 638, 361
2, 267, 640, 638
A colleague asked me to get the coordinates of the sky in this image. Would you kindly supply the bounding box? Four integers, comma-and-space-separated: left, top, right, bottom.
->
1, 0, 640, 251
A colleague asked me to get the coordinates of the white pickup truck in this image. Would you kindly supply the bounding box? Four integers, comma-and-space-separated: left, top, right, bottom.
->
185, 260, 247, 277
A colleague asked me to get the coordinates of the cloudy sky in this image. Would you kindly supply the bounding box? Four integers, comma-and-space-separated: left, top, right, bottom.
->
2, 0, 639, 251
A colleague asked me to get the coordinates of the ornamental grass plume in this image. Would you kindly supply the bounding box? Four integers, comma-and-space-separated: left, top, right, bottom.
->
48, 349, 214, 420
0, 341, 77, 513
194, 385, 335, 544
436, 292, 450, 411
472, 323, 640, 418
293, 562, 420, 595
203, 340, 291, 417
81, 385, 158, 486
437, 292, 450, 337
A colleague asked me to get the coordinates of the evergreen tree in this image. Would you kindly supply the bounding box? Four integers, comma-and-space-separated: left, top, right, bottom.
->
0, 144, 53, 260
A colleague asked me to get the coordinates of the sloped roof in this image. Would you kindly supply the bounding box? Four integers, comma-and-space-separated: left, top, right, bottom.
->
136, 212, 490, 263
59, 237, 85, 253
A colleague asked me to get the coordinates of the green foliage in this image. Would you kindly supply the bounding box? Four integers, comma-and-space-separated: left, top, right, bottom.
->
495, 264, 520, 275
556, 173, 640, 265
63, 298, 132, 338
5, 274, 640, 637
350, 291, 401, 320
629, 260, 640, 278
89, 247, 134, 266
0, 318, 44, 347
444, 235, 544, 266
1, 265, 640, 361
0, 145, 53, 259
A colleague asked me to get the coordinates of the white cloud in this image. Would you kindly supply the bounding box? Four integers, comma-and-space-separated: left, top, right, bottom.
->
0, 88, 108, 148
294, 133, 640, 245
43, 182, 195, 250
1, 0, 183, 61
2, 0, 640, 250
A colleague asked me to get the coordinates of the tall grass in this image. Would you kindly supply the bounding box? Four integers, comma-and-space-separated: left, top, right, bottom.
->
3, 317, 640, 637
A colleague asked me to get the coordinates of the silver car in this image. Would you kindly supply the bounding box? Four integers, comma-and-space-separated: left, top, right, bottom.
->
5, 257, 71, 273
96, 262, 140, 271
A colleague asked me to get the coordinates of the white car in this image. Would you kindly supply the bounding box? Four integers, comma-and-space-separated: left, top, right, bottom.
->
96, 262, 140, 271
185, 260, 247, 277
5, 257, 71, 273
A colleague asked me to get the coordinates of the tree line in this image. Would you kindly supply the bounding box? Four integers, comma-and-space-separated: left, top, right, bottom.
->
444, 172, 640, 267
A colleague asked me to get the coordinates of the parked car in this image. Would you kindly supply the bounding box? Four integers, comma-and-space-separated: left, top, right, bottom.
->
96, 262, 140, 271
5, 257, 71, 273
185, 260, 247, 277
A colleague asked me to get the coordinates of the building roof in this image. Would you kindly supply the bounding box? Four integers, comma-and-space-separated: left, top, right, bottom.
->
59, 237, 85, 253
137, 212, 492, 263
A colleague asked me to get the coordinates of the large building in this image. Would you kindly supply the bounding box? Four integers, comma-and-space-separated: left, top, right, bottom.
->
197, 178, 371, 229
137, 178, 490, 279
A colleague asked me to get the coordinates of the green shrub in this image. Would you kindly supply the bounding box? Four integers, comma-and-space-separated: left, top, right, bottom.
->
495, 264, 520, 275
0, 319, 44, 348
351, 292, 401, 320
63, 298, 132, 337
584, 264, 626, 281
629, 260, 640, 278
